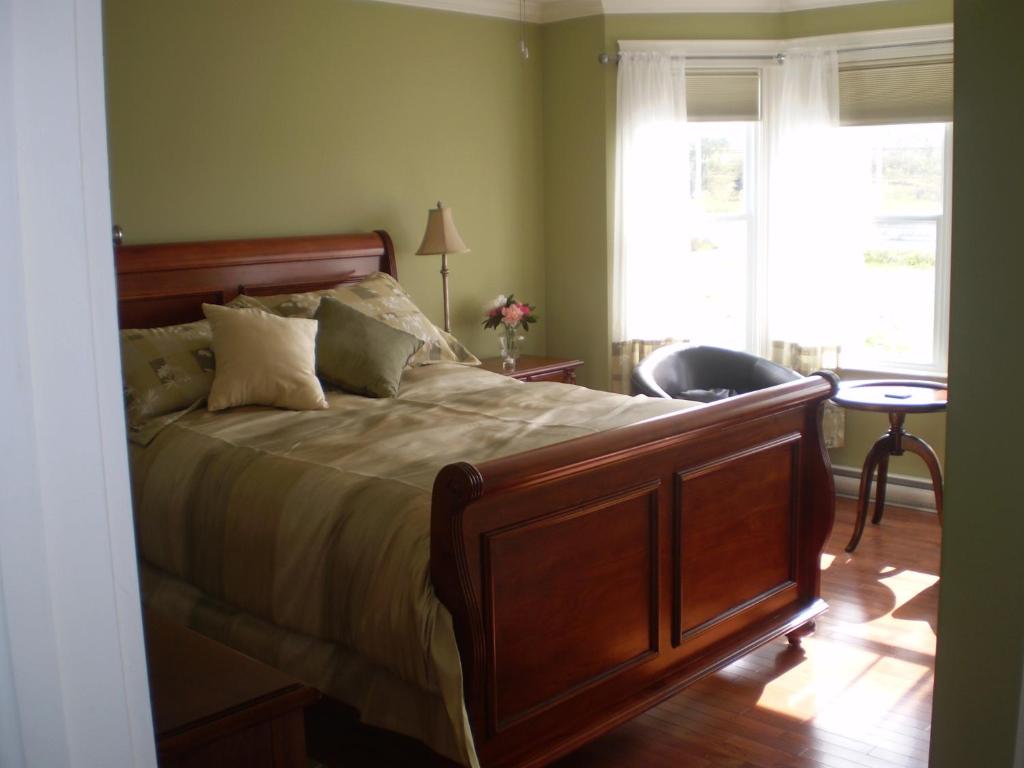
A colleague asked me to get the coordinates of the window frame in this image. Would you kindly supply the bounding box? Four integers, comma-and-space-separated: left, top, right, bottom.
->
685, 119, 763, 353
680, 64, 773, 361
836, 122, 953, 377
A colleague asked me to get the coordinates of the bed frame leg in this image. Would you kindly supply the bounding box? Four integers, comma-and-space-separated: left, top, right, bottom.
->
786, 621, 816, 647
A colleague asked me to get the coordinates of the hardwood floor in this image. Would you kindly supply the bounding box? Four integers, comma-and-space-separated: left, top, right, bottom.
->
308, 497, 941, 767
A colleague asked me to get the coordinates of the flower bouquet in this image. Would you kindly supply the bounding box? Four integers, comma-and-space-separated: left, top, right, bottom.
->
483, 294, 539, 370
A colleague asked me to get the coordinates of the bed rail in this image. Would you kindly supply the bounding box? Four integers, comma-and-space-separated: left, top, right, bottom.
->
431, 372, 838, 768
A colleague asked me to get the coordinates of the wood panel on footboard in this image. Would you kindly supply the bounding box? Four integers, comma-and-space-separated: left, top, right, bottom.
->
431, 372, 838, 768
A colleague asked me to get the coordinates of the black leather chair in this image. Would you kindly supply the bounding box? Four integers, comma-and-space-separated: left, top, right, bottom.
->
631, 344, 801, 402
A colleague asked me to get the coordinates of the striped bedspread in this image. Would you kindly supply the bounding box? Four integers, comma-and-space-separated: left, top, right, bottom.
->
131, 363, 699, 765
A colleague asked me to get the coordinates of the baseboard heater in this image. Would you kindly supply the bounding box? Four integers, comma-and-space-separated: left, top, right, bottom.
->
831, 465, 938, 512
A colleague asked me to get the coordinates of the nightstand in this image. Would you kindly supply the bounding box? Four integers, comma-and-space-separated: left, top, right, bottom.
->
480, 355, 584, 384
145, 610, 320, 767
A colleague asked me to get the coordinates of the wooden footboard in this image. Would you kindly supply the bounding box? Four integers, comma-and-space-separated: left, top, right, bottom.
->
431, 373, 838, 768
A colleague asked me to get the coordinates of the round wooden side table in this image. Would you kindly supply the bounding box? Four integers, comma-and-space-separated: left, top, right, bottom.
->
833, 380, 947, 553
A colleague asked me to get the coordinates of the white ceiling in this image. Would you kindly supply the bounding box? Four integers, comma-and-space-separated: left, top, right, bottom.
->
369, 0, 890, 24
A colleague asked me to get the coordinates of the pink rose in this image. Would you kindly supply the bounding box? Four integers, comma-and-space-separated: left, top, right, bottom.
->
501, 304, 523, 325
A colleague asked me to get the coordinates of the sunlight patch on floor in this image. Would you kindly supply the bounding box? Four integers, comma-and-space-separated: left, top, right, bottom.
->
754, 636, 932, 723
836, 568, 940, 654
880, 568, 939, 606
753, 567, 937, 723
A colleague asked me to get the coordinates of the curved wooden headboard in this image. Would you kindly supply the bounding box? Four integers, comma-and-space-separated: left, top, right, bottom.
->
115, 230, 396, 329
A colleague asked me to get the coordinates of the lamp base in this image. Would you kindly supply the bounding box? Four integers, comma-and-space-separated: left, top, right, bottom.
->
440, 252, 450, 333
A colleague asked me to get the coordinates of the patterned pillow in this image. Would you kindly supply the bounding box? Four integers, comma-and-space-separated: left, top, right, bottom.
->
120, 320, 215, 428
234, 272, 479, 367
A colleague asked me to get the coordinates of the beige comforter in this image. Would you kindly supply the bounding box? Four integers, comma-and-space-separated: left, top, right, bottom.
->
132, 364, 700, 765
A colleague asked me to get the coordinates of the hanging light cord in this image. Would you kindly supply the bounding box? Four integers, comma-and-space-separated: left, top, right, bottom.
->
519, 0, 529, 60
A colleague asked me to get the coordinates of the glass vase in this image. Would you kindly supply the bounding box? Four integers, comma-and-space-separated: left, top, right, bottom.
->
500, 326, 523, 371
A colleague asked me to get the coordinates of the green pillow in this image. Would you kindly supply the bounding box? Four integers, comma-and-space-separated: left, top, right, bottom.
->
314, 297, 424, 398
120, 320, 215, 427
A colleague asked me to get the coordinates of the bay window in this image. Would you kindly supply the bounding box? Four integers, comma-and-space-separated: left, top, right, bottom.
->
678, 53, 952, 376
613, 33, 954, 397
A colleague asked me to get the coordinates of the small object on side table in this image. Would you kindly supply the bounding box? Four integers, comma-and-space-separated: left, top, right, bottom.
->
832, 380, 947, 553
480, 355, 584, 384
145, 609, 320, 767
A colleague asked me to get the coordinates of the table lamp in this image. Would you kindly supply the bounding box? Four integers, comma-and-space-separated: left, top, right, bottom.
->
416, 201, 469, 333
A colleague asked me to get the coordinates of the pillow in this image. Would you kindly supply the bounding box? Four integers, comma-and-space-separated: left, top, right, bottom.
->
314, 297, 424, 398
202, 303, 327, 412
227, 291, 319, 317
234, 272, 480, 367
120, 320, 215, 428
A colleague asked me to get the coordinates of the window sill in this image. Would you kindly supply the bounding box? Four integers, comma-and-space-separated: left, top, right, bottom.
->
835, 365, 948, 384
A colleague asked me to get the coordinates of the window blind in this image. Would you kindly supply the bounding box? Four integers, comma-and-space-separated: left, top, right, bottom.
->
686, 70, 761, 122
839, 58, 953, 126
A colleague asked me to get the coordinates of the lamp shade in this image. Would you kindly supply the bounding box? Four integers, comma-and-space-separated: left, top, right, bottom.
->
416, 202, 470, 256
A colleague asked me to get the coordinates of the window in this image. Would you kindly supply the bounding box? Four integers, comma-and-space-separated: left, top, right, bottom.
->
682, 121, 759, 351
677, 71, 952, 376
838, 123, 952, 372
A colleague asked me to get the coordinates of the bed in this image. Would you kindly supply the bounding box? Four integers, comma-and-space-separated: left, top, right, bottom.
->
117, 229, 837, 768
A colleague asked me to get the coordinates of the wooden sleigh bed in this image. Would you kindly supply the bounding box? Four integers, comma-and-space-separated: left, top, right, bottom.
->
116, 229, 837, 768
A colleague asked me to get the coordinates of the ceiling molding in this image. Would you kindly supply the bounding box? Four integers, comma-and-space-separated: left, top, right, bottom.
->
367, 0, 903, 24
366, 0, 545, 23
617, 23, 953, 59
602, 0, 782, 12
786, 22, 953, 50
601, 0, 884, 12
781, 0, 886, 10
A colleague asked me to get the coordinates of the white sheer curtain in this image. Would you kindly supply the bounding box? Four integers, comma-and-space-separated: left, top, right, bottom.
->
764, 48, 869, 354
764, 48, 868, 446
611, 52, 689, 392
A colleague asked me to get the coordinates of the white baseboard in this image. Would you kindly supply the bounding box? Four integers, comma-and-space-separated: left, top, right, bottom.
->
832, 464, 938, 513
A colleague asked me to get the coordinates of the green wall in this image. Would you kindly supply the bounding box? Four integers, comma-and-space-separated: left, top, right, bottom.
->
104, 0, 546, 359
782, 0, 953, 36
931, 1, 1024, 765
541, 16, 609, 388
599, 0, 952, 45
603, 13, 783, 44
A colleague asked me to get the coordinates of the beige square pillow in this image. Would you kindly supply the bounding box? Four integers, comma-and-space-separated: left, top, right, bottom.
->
202, 303, 327, 412
233, 272, 480, 367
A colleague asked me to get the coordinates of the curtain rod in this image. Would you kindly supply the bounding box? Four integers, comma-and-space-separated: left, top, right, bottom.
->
597, 52, 783, 65
597, 38, 953, 66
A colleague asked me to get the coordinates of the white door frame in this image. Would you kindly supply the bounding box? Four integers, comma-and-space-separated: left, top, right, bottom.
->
0, 0, 155, 765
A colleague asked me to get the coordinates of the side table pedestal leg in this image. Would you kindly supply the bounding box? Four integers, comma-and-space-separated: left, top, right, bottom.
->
903, 434, 945, 525
846, 438, 892, 553
872, 453, 890, 525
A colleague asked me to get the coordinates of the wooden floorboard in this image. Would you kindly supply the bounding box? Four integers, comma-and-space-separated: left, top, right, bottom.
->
308, 497, 941, 767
